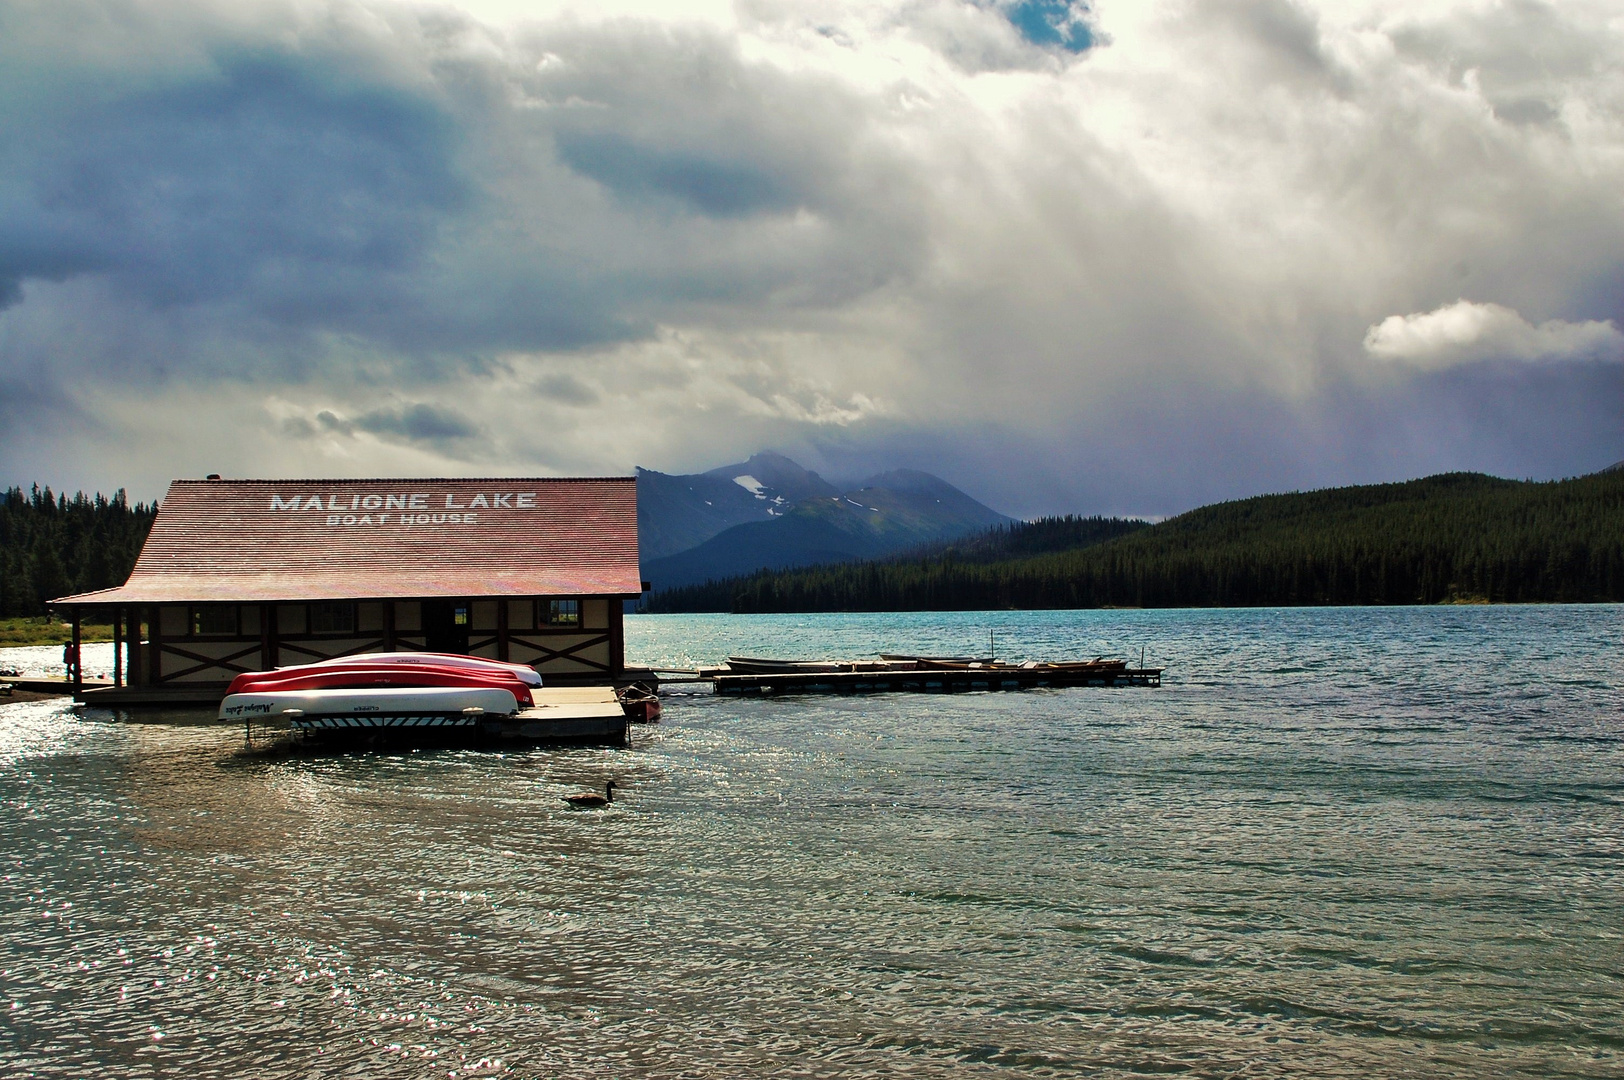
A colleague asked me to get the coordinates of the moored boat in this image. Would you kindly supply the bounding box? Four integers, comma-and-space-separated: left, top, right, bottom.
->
726, 654, 1127, 676
725, 656, 933, 675
616, 682, 662, 723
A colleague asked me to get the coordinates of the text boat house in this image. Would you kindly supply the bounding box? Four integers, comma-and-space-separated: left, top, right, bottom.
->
52, 477, 644, 704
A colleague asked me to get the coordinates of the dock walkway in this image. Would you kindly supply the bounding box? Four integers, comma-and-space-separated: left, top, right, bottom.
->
705, 665, 1162, 696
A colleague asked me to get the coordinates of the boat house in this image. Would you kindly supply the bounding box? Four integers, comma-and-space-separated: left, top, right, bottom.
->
52, 477, 643, 704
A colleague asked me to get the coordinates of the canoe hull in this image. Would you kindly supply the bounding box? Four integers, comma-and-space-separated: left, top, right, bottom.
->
275, 651, 543, 688
219, 686, 520, 724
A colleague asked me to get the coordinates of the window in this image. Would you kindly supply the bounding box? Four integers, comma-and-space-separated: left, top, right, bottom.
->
453, 604, 470, 627
544, 599, 580, 626
192, 605, 237, 636
309, 601, 357, 635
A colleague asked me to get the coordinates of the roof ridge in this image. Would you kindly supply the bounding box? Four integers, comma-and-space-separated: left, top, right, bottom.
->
168, 476, 636, 485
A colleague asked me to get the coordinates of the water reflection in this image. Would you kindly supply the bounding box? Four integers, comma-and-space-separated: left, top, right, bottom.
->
2, 607, 1622, 1078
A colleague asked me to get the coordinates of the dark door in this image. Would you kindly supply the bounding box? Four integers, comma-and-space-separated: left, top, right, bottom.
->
422, 600, 470, 654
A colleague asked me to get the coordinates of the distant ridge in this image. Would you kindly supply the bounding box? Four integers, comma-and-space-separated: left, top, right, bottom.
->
636, 453, 1010, 590
636, 453, 837, 562
649, 470, 1624, 611
1601, 459, 1624, 474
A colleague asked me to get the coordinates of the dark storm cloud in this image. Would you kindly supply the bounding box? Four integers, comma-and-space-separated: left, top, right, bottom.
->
555, 131, 803, 218
1388, 0, 1603, 129
0, 40, 465, 321
318, 402, 481, 442
0, 2, 926, 375
802, 358, 1624, 519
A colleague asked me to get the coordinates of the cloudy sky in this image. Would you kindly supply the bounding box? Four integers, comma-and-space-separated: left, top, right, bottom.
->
2, 0, 1621, 516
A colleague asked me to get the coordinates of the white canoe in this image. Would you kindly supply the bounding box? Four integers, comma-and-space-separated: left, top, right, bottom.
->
219, 686, 520, 725
275, 651, 543, 687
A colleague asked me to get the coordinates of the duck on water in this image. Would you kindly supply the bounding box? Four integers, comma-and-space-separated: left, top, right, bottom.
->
563, 780, 616, 810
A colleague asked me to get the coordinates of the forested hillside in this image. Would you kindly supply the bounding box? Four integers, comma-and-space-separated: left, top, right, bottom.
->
648, 472, 1624, 612
0, 486, 156, 616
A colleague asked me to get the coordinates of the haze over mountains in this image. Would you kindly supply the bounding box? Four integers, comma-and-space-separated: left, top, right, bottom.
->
637, 453, 1010, 590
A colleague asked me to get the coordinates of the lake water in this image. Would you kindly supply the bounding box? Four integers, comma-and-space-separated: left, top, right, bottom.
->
1, 607, 1620, 1078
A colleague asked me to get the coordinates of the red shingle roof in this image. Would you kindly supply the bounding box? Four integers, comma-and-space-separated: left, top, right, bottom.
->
54, 477, 640, 605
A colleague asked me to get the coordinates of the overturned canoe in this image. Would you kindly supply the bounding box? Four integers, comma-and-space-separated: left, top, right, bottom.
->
274, 651, 543, 687
226, 665, 535, 708
219, 685, 521, 726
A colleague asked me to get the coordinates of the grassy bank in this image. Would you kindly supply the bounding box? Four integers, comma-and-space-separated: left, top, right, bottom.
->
0, 617, 115, 647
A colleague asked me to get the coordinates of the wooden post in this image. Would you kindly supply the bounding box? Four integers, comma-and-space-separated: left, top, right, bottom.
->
265, 603, 279, 668
497, 598, 509, 662
113, 609, 123, 688
260, 603, 273, 671
127, 609, 142, 687
149, 604, 163, 683
609, 599, 625, 677
383, 600, 396, 653
70, 611, 82, 694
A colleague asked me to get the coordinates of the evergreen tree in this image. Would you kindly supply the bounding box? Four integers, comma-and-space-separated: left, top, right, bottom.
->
0, 485, 157, 616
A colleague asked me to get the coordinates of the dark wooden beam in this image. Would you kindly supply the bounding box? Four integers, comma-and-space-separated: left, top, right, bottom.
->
266, 604, 279, 669
497, 599, 509, 662
127, 610, 143, 687
609, 601, 625, 676
70, 611, 82, 695
148, 605, 162, 683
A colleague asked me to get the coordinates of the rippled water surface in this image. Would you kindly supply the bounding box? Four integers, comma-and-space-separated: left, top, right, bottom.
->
2, 607, 1621, 1078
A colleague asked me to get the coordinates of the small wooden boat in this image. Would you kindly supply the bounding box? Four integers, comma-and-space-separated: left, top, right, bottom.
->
727, 654, 1127, 676
878, 654, 990, 664
617, 683, 662, 723
725, 656, 845, 675
725, 656, 928, 675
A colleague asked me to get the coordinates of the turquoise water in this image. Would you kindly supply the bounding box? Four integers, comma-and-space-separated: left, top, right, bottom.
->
1, 606, 1621, 1078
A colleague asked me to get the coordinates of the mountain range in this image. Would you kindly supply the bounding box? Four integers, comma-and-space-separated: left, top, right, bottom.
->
650, 467, 1624, 611
637, 453, 1010, 590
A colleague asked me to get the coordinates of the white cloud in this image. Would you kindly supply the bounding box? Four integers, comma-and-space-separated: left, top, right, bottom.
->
1363, 300, 1624, 369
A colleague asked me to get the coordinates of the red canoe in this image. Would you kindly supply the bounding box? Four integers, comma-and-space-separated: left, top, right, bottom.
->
227, 665, 535, 708
275, 651, 543, 687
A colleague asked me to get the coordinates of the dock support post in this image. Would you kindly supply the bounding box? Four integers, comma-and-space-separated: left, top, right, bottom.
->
70, 611, 82, 695
127, 609, 142, 687
265, 604, 279, 669
148, 605, 162, 683
497, 600, 509, 662
113, 610, 123, 689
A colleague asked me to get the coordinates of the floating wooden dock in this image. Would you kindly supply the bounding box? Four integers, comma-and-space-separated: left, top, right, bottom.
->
691, 658, 1162, 697
250, 687, 639, 746
2, 675, 113, 699
500, 686, 634, 741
